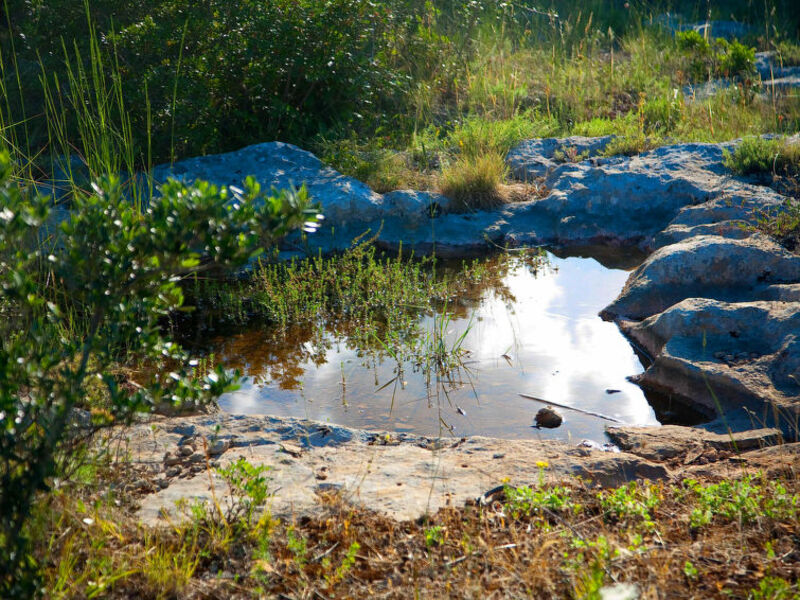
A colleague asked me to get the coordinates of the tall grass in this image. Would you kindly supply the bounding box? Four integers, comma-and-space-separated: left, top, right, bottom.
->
1, 4, 153, 206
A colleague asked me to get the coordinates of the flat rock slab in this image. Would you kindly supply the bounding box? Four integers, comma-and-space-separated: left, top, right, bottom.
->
119, 414, 800, 528
126, 414, 670, 526
607, 425, 783, 462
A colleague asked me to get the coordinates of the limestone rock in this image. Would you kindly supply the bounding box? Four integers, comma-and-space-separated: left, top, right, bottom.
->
152, 141, 384, 226
606, 425, 782, 462
602, 235, 800, 321
124, 414, 670, 526
506, 136, 616, 179
617, 299, 800, 425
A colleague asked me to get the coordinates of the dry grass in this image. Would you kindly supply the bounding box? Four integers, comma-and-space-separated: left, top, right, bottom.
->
439, 151, 509, 212
36, 458, 800, 599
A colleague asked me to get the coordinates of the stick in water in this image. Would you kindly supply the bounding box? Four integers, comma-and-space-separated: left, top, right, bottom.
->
519, 393, 622, 423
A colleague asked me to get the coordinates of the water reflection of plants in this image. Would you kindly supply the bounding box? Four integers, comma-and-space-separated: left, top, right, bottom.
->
179, 242, 548, 394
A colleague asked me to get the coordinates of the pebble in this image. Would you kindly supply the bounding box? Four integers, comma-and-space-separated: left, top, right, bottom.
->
534, 406, 563, 428
179, 445, 194, 457
207, 439, 230, 457
165, 466, 181, 478
163, 451, 181, 466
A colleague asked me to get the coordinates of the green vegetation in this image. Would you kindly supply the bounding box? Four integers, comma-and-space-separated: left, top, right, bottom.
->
27, 462, 800, 598
724, 135, 800, 175
185, 239, 530, 352
5, 1, 800, 206
0, 154, 318, 594
724, 136, 800, 250
2, 0, 800, 596
439, 151, 509, 210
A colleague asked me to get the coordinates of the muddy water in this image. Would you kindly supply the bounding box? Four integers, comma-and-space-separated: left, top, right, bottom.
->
200, 249, 700, 442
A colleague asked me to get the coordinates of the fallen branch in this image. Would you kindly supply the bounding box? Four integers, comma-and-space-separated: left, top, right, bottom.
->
519, 394, 622, 423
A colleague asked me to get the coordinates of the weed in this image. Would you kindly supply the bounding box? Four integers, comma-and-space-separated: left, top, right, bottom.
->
217, 457, 272, 525
286, 526, 309, 566
424, 525, 445, 548
774, 40, 800, 66
324, 540, 360, 587
749, 576, 798, 600
599, 481, 661, 531
724, 135, 800, 175
683, 560, 699, 580
683, 474, 799, 529
504, 483, 578, 519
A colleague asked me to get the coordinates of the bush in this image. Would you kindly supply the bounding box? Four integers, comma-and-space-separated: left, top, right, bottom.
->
719, 40, 757, 79
723, 136, 800, 175
676, 30, 711, 55
0, 152, 319, 595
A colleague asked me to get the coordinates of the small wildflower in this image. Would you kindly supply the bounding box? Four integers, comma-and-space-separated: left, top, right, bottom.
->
536, 460, 549, 469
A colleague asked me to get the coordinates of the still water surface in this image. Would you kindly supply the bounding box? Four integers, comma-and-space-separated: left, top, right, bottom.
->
204, 249, 679, 442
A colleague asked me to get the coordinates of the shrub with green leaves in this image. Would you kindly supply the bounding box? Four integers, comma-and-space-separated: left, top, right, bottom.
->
0, 152, 319, 595
724, 136, 800, 175
718, 40, 757, 79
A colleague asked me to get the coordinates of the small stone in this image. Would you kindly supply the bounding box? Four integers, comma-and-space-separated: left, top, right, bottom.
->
207, 439, 230, 457
156, 478, 169, 489
599, 583, 639, 600
534, 406, 563, 428
280, 442, 303, 457
724, 354, 735, 363
179, 445, 194, 457
163, 451, 181, 466
128, 478, 150, 492
165, 466, 181, 478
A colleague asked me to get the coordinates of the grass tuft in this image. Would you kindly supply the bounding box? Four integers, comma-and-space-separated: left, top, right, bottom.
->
439, 151, 508, 211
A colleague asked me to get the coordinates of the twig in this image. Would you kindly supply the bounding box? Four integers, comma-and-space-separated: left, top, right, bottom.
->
519, 393, 622, 423
311, 541, 339, 563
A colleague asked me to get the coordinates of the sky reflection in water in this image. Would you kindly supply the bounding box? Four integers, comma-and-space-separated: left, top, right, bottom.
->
211, 250, 661, 442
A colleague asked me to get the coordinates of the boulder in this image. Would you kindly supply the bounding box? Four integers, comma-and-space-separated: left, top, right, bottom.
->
505, 142, 741, 248
602, 235, 800, 320
618, 298, 800, 427
152, 141, 385, 226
